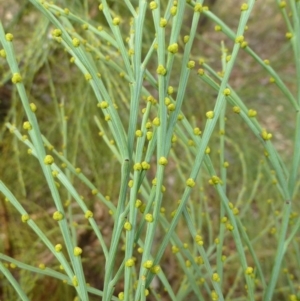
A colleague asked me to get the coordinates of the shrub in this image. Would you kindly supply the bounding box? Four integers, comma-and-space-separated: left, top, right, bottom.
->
0, 1, 299, 301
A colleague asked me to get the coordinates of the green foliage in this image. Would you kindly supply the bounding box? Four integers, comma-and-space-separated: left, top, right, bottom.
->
0, 0, 300, 301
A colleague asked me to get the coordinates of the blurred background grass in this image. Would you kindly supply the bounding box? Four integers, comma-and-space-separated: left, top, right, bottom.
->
0, 0, 299, 300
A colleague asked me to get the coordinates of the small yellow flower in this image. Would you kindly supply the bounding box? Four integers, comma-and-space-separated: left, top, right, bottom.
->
195, 256, 204, 265
97, 101, 109, 109
147, 95, 157, 104
52, 170, 59, 177
156, 65, 167, 75
241, 41, 248, 48
193, 127, 201, 135
226, 222, 234, 231
145, 121, 152, 129
145, 213, 154, 223
85, 73, 92, 81
135, 130, 142, 137
170, 6, 177, 16
150, 265, 160, 274
149, 1, 157, 9
91, 189, 98, 195
125, 258, 135, 267
167, 86, 174, 94
212, 273, 220, 282
72, 275, 78, 287
141, 161, 150, 170
153, 117, 160, 126
235, 35, 245, 44
261, 130, 272, 140
177, 114, 184, 121
52, 29, 62, 37
5, 33, 14, 41
171, 134, 177, 143
118, 292, 124, 300
186, 260, 191, 267
223, 88, 231, 96
21, 214, 30, 223
55, 244, 63, 252
112, 17, 120, 25
186, 178, 195, 187
195, 234, 203, 245
0, 49, 6, 58
30, 103, 37, 112
74, 247, 82, 256
187, 60, 195, 69
279, 1, 286, 8
135, 199, 142, 208
209, 175, 222, 185
39, 263, 46, 270
72, 38, 80, 47
133, 163, 142, 171
172, 245, 179, 253
194, 4, 203, 12
23, 121, 32, 131
248, 109, 257, 117
211, 290, 218, 301
206, 111, 214, 119
168, 43, 178, 54
158, 157, 168, 165
143, 260, 154, 269
233, 207, 239, 215
44, 155, 54, 165
215, 25, 222, 31
221, 216, 228, 223
11, 73, 22, 84
124, 221, 132, 231
168, 103, 175, 111
241, 3, 248, 11
160, 18, 167, 27
53, 211, 64, 221
233, 106, 241, 113
85, 210, 93, 218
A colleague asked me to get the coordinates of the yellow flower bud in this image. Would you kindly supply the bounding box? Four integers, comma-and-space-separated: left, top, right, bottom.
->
206, 111, 214, 119
186, 178, 195, 187
74, 247, 82, 256
44, 155, 54, 165
53, 211, 64, 221
5, 33, 14, 41
11, 73, 22, 84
